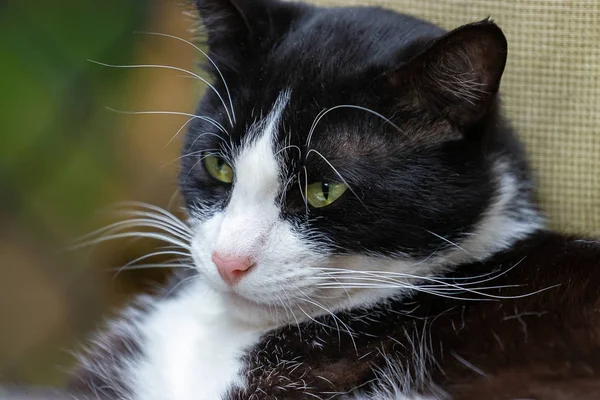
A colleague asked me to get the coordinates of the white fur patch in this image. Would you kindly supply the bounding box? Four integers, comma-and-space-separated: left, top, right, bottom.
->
190, 89, 331, 325
130, 280, 265, 400
213, 92, 287, 259
437, 160, 544, 266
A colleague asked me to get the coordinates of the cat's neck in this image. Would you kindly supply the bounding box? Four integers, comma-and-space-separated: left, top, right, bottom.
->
435, 157, 544, 266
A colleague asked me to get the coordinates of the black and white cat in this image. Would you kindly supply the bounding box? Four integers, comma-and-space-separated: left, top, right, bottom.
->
71, 1, 600, 399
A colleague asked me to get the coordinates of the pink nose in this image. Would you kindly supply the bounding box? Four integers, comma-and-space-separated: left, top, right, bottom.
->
211, 252, 254, 285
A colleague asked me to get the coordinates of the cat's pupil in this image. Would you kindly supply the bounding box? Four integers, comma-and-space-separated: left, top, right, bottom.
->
216, 158, 225, 170
322, 182, 330, 200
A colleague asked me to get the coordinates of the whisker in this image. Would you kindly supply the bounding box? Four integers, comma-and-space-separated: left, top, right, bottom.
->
307, 107, 329, 144
162, 150, 220, 168
167, 189, 181, 211
275, 144, 302, 157
425, 230, 471, 255
281, 288, 303, 338
119, 250, 192, 270
315, 280, 559, 301
306, 149, 368, 211
105, 108, 228, 136
95, 216, 190, 239
88, 60, 234, 127
163, 275, 199, 298
311, 257, 543, 301
110, 263, 195, 273
306, 104, 405, 151
189, 132, 232, 151
69, 232, 191, 252
315, 279, 522, 292
106, 208, 191, 232
314, 283, 494, 302
317, 256, 528, 288
135, 31, 236, 124
107, 201, 188, 229
295, 302, 340, 333
164, 116, 196, 148
72, 220, 192, 250
317, 270, 352, 301
296, 294, 359, 354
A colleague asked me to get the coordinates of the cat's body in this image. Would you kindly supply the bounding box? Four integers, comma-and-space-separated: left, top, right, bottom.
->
73, 233, 600, 400
71, 0, 600, 399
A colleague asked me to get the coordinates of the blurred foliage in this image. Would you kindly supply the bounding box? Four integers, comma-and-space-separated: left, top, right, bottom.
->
1, 0, 148, 226
0, 0, 200, 388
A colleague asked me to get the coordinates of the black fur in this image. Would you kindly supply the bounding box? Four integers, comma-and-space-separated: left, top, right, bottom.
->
226, 232, 600, 399
181, 0, 534, 257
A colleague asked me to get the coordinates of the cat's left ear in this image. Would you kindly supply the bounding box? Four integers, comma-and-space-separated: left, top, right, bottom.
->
389, 20, 508, 126
194, 0, 301, 68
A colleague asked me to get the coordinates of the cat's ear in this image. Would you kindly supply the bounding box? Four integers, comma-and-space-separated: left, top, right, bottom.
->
194, 0, 299, 67
391, 20, 508, 126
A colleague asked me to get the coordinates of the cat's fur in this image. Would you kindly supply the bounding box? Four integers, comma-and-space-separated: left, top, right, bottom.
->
70, 0, 600, 399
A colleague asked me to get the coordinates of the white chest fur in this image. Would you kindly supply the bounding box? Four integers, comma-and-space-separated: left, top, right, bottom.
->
129, 280, 265, 400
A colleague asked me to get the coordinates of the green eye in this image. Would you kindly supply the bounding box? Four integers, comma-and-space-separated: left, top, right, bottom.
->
306, 181, 347, 208
203, 154, 233, 183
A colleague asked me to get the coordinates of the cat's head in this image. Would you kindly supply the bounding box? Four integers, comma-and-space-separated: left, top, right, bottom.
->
179, 0, 542, 325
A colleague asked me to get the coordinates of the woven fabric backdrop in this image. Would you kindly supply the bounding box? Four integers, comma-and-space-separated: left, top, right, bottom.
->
314, 0, 600, 236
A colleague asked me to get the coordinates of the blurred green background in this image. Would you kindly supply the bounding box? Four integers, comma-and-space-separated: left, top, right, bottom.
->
1, 0, 202, 387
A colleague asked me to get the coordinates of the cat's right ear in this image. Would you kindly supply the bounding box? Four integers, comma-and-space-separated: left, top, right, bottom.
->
387, 20, 508, 127
194, 0, 300, 68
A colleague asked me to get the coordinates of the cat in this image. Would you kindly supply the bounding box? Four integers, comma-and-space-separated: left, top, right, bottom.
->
69, 0, 600, 399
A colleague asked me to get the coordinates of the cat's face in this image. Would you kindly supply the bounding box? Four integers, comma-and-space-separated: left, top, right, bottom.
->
179, 0, 539, 324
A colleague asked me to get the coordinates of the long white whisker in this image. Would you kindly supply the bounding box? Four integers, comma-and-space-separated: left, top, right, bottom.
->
120, 250, 192, 269
275, 144, 302, 157
90, 217, 190, 240
189, 132, 232, 151
315, 282, 494, 302
315, 279, 522, 292
69, 232, 191, 252
135, 31, 236, 125
88, 60, 234, 127
306, 104, 405, 151
107, 202, 188, 229
72, 220, 192, 250
105, 108, 228, 136
295, 302, 339, 333
320, 271, 351, 302
315, 279, 559, 301
281, 288, 303, 338
164, 116, 196, 148
306, 149, 368, 210
163, 275, 199, 298
317, 270, 486, 294
107, 209, 191, 234
318, 256, 528, 289
113, 263, 194, 276
294, 286, 358, 354
162, 150, 220, 168
307, 107, 329, 144
110, 263, 195, 273
425, 230, 470, 255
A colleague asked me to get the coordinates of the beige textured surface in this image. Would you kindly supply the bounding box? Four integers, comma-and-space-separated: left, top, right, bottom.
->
312, 0, 600, 235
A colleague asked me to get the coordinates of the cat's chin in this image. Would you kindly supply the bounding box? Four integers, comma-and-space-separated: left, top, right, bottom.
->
214, 284, 339, 327
218, 289, 298, 327
215, 284, 405, 329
